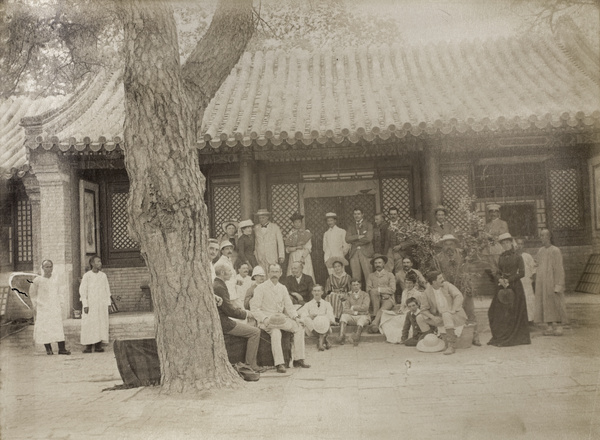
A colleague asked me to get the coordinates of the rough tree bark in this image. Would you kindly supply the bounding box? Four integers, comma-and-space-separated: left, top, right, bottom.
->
118, 0, 253, 393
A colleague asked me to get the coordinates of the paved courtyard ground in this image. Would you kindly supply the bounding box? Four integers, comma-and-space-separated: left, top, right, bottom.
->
1, 294, 599, 440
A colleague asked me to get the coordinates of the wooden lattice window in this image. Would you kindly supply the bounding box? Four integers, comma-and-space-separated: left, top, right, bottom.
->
101, 179, 142, 267
212, 183, 241, 237
381, 177, 411, 221
270, 183, 299, 234
16, 199, 32, 264
549, 168, 583, 230
442, 174, 470, 231
111, 192, 138, 250
474, 163, 545, 199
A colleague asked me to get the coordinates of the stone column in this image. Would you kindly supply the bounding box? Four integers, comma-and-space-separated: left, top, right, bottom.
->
28, 150, 74, 319
422, 143, 443, 225
239, 150, 255, 220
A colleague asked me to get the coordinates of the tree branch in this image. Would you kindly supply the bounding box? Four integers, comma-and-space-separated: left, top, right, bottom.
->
181, 0, 254, 123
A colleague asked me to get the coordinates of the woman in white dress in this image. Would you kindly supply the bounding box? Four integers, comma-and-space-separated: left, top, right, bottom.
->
30, 260, 71, 355
284, 213, 315, 280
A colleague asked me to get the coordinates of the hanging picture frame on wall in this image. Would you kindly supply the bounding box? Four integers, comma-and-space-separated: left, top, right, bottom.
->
79, 180, 100, 272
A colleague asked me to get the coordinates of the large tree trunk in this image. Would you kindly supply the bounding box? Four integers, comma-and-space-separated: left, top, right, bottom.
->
118, 0, 253, 393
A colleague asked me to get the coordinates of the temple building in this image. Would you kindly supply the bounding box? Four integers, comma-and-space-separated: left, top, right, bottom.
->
1, 21, 599, 318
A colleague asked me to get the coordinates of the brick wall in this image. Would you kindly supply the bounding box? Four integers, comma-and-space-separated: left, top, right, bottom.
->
103, 267, 151, 313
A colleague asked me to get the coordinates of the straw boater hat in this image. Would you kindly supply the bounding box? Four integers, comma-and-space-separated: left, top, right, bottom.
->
498, 232, 513, 242
208, 238, 219, 246
251, 266, 266, 280
219, 240, 234, 250
256, 209, 271, 216
370, 253, 388, 265
439, 234, 459, 243
221, 219, 239, 233
312, 315, 331, 335
325, 212, 337, 219
416, 334, 446, 353
238, 219, 254, 230
433, 205, 448, 215
487, 203, 501, 211
326, 255, 349, 269
266, 313, 287, 329
290, 212, 304, 222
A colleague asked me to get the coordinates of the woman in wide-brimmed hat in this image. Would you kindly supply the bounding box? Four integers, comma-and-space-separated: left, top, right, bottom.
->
284, 213, 314, 280
487, 232, 531, 347
220, 219, 239, 251
237, 219, 258, 269
324, 256, 351, 321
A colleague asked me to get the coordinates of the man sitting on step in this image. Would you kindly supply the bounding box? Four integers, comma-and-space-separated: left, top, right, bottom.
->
339, 279, 371, 346
299, 285, 335, 351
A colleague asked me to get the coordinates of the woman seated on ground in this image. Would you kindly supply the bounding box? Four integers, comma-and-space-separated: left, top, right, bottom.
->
324, 256, 351, 322
378, 273, 421, 343
487, 233, 531, 347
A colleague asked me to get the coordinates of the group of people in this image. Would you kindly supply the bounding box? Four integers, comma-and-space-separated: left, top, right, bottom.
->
29, 255, 111, 355
210, 203, 569, 371
30, 203, 568, 374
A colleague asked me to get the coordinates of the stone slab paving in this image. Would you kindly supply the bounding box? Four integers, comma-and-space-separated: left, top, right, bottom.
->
1, 295, 599, 440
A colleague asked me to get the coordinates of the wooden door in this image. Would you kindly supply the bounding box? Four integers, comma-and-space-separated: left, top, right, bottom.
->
304, 194, 376, 285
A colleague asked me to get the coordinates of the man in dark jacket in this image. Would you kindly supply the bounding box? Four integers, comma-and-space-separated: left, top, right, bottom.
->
401, 297, 433, 346
214, 262, 264, 373
284, 261, 314, 306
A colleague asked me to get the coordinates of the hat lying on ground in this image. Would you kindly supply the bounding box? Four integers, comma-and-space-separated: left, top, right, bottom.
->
312, 315, 331, 334
416, 334, 445, 353
251, 266, 266, 279
326, 256, 349, 269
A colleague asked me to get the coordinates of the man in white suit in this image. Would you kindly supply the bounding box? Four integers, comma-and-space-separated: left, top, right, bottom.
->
322, 212, 350, 274
254, 209, 285, 274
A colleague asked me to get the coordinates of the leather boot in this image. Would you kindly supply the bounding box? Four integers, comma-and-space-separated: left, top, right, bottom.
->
324, 334, 331, 350
317, 334, 325, 351
44, 344, 53, 355
339, 322, 346, 345
444, 328, 457, 355
57, 341, 71, 355
353, 326, 363, 347
83, 344, 93, 353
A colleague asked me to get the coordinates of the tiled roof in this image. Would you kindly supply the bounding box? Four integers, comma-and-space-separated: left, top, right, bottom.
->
13, 25, 600, 157
0, 95, 68, 179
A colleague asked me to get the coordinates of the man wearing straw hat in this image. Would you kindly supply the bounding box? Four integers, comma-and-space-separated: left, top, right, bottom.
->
482, 203, 509, 271
323, 212, 350, 275
250, 264, 310, 373
254, 209, 285, 275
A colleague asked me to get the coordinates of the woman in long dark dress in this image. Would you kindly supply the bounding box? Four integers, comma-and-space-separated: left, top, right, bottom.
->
487, 233, 531, 347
